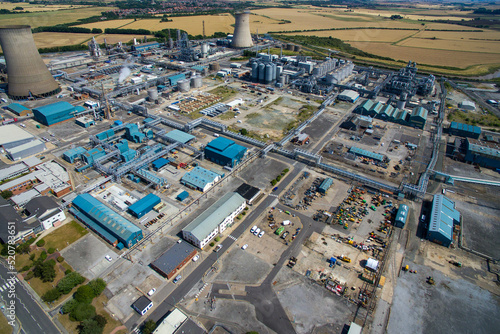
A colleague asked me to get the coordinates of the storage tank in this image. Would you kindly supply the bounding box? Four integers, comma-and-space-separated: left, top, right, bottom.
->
278, 75, 285, 86
286, 43, 294, 50
293, 45, 301, 52
191, 76, 203, 88
209, 62, 220, 72
276, 66, 283, 77
265, 64, 273, 83
251, 62, 259, 81
258, 63, 266, 82
325, 74, 336, 84
147, 88, 158, 102
201, 43, 209, 57
271, 63, 277, 81
177, 79, 191, 92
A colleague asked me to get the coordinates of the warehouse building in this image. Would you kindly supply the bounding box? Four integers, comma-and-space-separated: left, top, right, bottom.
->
337, 90, 360, 103
395, 204, 408, 228
204, 137, 247, 168
164, 129, 195, 144
317, 178, 333, 194
176, 191, 189, 202
409, 106, 428, 129
235, 183, 261, 205
71, 193, 143, 249
5, 139, 46, 161
464, 139, 500, 169
25, 196, 66, 230
182, 192, 245, 248
131, 41, 160, 52
458, 100, 476, 111
180, 166, 222, 192
0, 124, 37, 150
5, 103, 31, 116
427, 194, 460, 247
128, 193, 162, 218
292, 133, 309, 145
152, 158, 171, 171
349, 146, 385, 162
449, 122, 481, 139
169, 73, 186, 86
33, 101, 85, 126
82, 147, 106, 165
150, 241, 197, 279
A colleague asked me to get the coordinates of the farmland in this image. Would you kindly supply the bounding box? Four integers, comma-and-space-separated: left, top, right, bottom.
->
285, 29, 417, 43
0, 3, 87, 12
30, 33, 150, 49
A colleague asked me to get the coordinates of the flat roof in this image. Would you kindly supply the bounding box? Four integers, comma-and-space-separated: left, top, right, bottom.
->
0, 170, 41, 191
33, 101, 76, 117
0, 124, 34, 146
181, 167, 221, 190
132, 296, 152, 311
5, 139, 45, 155
206, 137, 234, 152
23, 156, 43, 168
10, 189, 40, 207
235, 183, 260, 201
164, 129, 195, 144
0, 163, 28, 181
153, 308, 187, 334
183, 192, 245, 242
151, 241, 196, 276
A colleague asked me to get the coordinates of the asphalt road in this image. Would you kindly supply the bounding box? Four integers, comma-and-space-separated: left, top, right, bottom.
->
0, 262, 60, 334
143, 161, 306, 328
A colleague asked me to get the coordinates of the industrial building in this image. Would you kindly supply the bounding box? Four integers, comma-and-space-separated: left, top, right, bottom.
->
71, 193, 143, 249
354, 100, 427, 129
176, 191, 189, 202
180, 166, 222, 192
0, 197, 39, 244
204, 137, 247, 168
153, 308, 206, 334
182, 192, 246, 248
152, 158, 171, 171
395, 204, 408, 228
164, 129, 195, 144
464, 138, 500, 169
458, 100, 476, 111
150, 241, 197, 279
409, 106, 428, 129
340, 115, 372, 131
292, 133, 310, 145
131, 42, 160, 52
0, 124, 37, 149
5, 139, 46, 161
0, 25, 60, 99
235, 183, 261, 205
75, 116, 95, 128
128, 193, 162, 218
427, 194, 460, 247
231, 11, 253, 48
449, 122, 481, 139
5, 103, 30, 116
317, 178, 333, 194
132, 296, 153, 315
25, 196, 66, 230
62, 147, 88, 163
33, 101, 84, 126
337, 90, 360, 103
349, 147, 385, 162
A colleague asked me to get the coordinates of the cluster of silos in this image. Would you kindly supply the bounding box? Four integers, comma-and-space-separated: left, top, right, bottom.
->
251, 61, 280, 84
284, 43, 301, 52
177, 79, 191, 93
324, 61, 354, 84
312, 58, 337, 77
190, 75, 203, 88
147, 88, 159, 104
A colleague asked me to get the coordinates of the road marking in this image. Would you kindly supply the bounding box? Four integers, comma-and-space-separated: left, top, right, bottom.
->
227, 235, 237, 241
0, 287, 3, 292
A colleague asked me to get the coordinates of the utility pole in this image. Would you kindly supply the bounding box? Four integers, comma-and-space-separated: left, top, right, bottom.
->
203, 20, 206, 40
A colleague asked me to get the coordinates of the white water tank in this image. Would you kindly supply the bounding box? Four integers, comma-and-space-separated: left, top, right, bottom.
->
191, 76, 203, 88
147, 88, 158, 101
178, 79, 190, 92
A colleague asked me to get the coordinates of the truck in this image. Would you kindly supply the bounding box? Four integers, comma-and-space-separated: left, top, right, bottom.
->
275, 226, 285, 236
340, 255, 351, 263
329, 257, 337, 268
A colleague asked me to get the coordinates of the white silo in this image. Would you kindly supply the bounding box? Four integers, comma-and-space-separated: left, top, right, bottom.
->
177, 79, 191, 92
272, 63, 277, 81
277, 66, 283, 77
258, 63, 266, 82
191, 76, 203, 88
251, 62, 259, 81
201, 43, 209, 57
147, 88, 158, 102
265, 64, 272, 83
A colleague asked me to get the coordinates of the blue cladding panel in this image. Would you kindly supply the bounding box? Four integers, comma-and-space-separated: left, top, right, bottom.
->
128, 194, 162, 218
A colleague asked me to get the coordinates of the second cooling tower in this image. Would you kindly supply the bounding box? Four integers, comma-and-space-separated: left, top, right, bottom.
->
0, 25, 60, 100
232, 11, 253, 48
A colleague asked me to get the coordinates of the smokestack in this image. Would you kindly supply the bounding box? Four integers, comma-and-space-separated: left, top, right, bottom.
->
232, 11, 253, 48
0, 25, 60, 100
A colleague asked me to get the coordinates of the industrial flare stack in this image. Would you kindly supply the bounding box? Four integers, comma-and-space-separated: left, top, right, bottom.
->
0, 25, 60, 100
231, 11, 253, 48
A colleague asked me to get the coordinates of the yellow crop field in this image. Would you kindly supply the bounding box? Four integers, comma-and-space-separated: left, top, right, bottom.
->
0, 3, 87, 12
424, 22, 483, 31
121, 14, 235, 34
32, 32, 151, 49
95, 34, 152, 44
350, 41, 500, 67
0, 7, 115, 28
414, 29, 500, 41
397, 37, 500, 54
284, 29, 416, 43
77, 19, 135, 30
348, 8, 469, 21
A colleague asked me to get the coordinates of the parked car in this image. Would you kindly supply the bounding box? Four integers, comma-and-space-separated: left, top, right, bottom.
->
173, 275, 182, 283
147, 288, 156, 296
250, 225, 257, 233
254, 228, 261, 236
241, 244, 248, 250
215, 244, 223, 252
105, 255, 112, 262
258, 231, 265, 238
192, 254, 200, 262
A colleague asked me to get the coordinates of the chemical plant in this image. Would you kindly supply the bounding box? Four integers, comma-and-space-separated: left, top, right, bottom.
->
0, 9, 498, 334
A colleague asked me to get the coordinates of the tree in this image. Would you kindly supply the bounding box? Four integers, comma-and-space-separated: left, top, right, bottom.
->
39, 251, 47, 261
42, 288, 62, 303
16, 243, 30, 254
57, 256, 64, 263
142, 320, 157, 334
48, 247, 56, 254
240, 128, 248, 136
93, 315, 107, 329
75, 285, 95, 304
78, 319, 103, 334
87, 278, 106, 297
1, 190, 13, 199
61, 299, 78, 314
36, 239, 45, 247
33, 260, 56, 282
57, 272, 85, 294
70, 303, 96, 322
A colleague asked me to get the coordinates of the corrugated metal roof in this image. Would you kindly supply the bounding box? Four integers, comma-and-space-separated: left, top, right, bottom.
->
0, 163, 28, 181
72, 194, 142, 241
181, 167, 220, 190
359, 99, 374, 110
207, 137, 234, 152
371, 102, 384, 114
151, 242, 196, 277
428, 194, 460, 242
450, 122, 481, 134
318, 178, 333, 193
33, 101, 77, 117
164, 129, 195, 144
6, 103, 29, 113
395, 204, 408, 225
128, 194, 161, 217
0, 124, 34, 146
468, 143, 500, 158
183, 192, 245, 242
63, 146, 87, 159
5, 139, 45, 155
411, 106, 428, 120
176, 191, 189, 201
349, 146, 384, 162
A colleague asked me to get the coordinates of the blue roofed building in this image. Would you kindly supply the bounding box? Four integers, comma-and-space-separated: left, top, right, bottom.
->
124, 124, 145, 143
169, 73, 186, 86
449, 122, 481, 139
464, 138, 500, 169
354, 100, 375, 116
33, 101, 80, 126
204, 137, 247, 168
81, 147, 106, 165
409, 106, 428, 129
182, 192, 246, 248
181, 166, 222, 192
152, 158, 171, 171
128, 193, 162, 218
131, 41, 160, 52
5, 103, 30, 116
164, 129, 195, 144
63, 147, 87, 163
427, 194, 460, 247
70, 194, 143, 248
176, 191, 189, 202
317, 178, 333, 194
349, 146, 385, 162
395, 204, 408, 228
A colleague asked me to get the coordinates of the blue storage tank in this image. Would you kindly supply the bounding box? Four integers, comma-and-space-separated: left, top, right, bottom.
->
258, 63, 265, 82
265, 64, 272, 83
251, 62, 258, 81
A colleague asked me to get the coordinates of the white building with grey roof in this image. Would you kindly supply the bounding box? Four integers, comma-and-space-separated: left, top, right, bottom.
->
182, 192, 245, 248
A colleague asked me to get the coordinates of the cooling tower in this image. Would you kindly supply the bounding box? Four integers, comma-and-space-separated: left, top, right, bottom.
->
232, 11, 253, 48
0, 25, 60, 100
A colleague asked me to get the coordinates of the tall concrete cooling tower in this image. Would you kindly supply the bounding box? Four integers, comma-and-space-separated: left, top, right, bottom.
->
232, 11, 253, 48
0, 25, 60, 99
